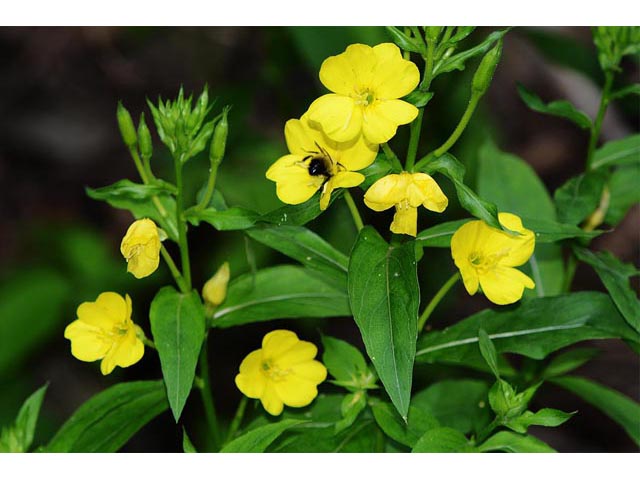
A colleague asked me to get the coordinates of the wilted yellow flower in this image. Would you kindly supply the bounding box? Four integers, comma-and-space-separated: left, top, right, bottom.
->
235, 330, 327, 416
307, 43, 420, 144
120, 218, 161, 279
64, 292, 144, 375
202, 262, 230, 309
364, 172, 448, 236
266, 114, 377, 210
451, 213, 536, 305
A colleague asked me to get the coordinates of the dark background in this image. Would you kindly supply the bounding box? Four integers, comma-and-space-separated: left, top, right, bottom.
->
0, 26, 638, 452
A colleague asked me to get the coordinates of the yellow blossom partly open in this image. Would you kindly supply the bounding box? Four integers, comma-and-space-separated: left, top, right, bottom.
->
120, 218, 161, 279
235, 330, 327, 416
307, 43, 420, 144
266, 114, 377, 210
364, 172, 448, 236
64, 292, 145, 375
451, 213, 536, 305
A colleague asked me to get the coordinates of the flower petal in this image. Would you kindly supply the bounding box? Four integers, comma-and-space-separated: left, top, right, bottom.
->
409, 173, 448, 212
235, 350, 267, 399
330, 134, 378, 172
260, 383, 284, 416
307, 94, 362, 143
497, 213, 536, 267
64, 320, 110, 362
284, 118, 316, 155
364, 174, 407, 212
99, 328, 144, 375
450, 220, 485, 270
266, 154, 324, 205
319, 44, 376, 95
362, 99, 418, 144
277, 341, 318, 368
273, 375, 320, 408
76, 292, 128, 330
371, 43, 420, 99
390, 202, 418, 236
292, 360, 328, 384
262, 330, 300, 359
319, 172, 363, 211
459, 266, 480, 296
479, 265, 535, 305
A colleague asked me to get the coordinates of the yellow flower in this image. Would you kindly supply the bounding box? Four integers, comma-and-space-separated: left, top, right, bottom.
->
120, 218, 161, 279
64, 292, 144, 375
235, 330, 327, 416
364, 172, 448, 236
266, 114, 377, 210
202, 262, 230, 309
451, 213, 536, 305
307, 43, 420, 144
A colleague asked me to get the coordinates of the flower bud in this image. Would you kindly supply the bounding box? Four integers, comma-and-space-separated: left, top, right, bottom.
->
472, 40, 503, 95
138, 113, 153, 161
202, 262, 230, 311
210, 107, 229, 167
425, 27, 443, 42
117, 102, 138, 148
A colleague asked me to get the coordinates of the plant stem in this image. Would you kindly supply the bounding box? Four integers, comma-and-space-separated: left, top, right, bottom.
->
198, 337, 221, 449
197, 163, 219, 211
433, 94, 480, 158
344, 190, 364, 232
160, 245, 188, 293
406, 43, 435, 171
381, 143, 403, 171
174, 158, 192, 290
474, 418, 500, 445
587, 70, 614, 169
225, 396, 248, 444
417, 272, 460, 331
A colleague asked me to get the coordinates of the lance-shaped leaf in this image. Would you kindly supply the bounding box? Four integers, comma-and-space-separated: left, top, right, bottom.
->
186, 206, 258, 231
371, 401, 439, 448
517, 83, 592, 129
0, 384, 48, 453
261, 191, 342, 226
433, 29, 508, 78
46, 381, 168, 452
416, 292, 639, 370
412, 427, 477, 452
211, 265, 350, 328
606, 163, 640, 225
150, 287, 205, 421
221, 419, 305, 453
591, 134, 640, 170
550, 376, 640, 446
348, 226, 419, 420
554, 169, 608, 225
478, 431, 556, 453
574, 247, 640, 333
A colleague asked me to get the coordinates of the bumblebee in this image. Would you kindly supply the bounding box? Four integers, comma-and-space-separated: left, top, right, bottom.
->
302, 142, 341, 178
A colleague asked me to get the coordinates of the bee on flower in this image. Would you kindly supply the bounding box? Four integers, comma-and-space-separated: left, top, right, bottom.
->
266, 114, 377, 210
235, 330, 327, 416
451, 213, 536, 305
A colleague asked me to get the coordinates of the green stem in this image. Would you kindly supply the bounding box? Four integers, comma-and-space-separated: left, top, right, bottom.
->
128, 147, 149, 184
198, 337, 221, 449
587, 70, 614, 169
225, 396, 248, 444
160, 245, 188, 293
432, 94, 480, 158
381, 143, 403, 171
474, 418, 500, 445
343, 190, 364, 232
417, 272, 460, 331
174, 158, 192, 289
406, 43, 434, 171
142, 337, 156, 350
562, 252, 578, 293
197, 163, 219, 211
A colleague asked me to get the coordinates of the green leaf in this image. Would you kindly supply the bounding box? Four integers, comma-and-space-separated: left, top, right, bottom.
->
46, 380, 168, 452
591, 134, 640, 170
335, 391, 367, 434
348, 227, 419, 420
550, 376, 640, 446
477, 140, 564, 297
321, 336, 374, 391
0, 269, 70, 377
261, 191, 340, 226
610, 84, 640, 101
186, 206, 258, 231
478, 329, 501, 379
416, 292, 638, 370
247, 225, 348, 280
542, 347, 600, 378
211, 266, 350, 328
359, 154, 394, 190
505, 408, 574, 434
385, 26, 422, 53
574, 248, 640, 333
555, 170, 608, 225
404, 90, 434, 108
421, 154, 502, 230
478, 431, 556, 453
221, 419, 305, 453
86, 180, 179, 241
412, 427, 477, 452
0, 384, 48, 453
517, 83, 592, 129
606, 163, 640, 225
416, 219, 469, 248
371, 402, 439, 448
433, 29, 508, 78
411, 380, 490, 434
182, 428, 197, 453
150, 287, 205, 421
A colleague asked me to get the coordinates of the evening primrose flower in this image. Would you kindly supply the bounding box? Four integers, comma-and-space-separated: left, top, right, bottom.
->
364, 172, 448, 236
307, 43, 420, 144
235, 330, 327, 416
120, 218, 161, 279
266, 114, 377, 210
451, 213, 536, 305
64, 292, 144, 375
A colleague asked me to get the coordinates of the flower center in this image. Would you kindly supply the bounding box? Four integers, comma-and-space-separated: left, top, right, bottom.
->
354, 89, 375, 106
468, 248, 511, 274
261, 359, 291, 382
